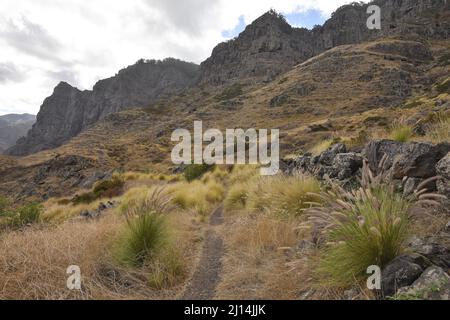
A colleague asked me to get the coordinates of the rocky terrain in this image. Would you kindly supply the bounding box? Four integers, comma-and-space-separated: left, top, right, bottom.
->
200, 0, 450, 85
6, 59, 199, 156
0, 0, 449, 301
0, 113, 35, 153
7, 0, 450, 157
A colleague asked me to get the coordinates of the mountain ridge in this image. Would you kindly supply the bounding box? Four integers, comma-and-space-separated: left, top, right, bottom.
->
5, 0, 450, 156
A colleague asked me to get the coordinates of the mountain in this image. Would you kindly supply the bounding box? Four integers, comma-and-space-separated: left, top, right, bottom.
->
200, 0, 450, 84
6, 58, 199, 156
0, 113, 36, 153
5, 0, 450, 157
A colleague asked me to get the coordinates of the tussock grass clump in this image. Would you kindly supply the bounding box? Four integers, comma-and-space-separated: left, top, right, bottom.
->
169, 180, 224, 216
306, 157, 445, 287
310, 139, 336, 155
115, 211, 168, 267
225, 182, 250, 210
424, 112, 450, 144
114, 187, 186, 287
247, 175, 321, 217
389, 122, 413, 142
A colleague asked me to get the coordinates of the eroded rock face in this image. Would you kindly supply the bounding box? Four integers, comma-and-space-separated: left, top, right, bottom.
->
6, 59, 199, 156
364, 140, 450, 179
200, 0, 450, 85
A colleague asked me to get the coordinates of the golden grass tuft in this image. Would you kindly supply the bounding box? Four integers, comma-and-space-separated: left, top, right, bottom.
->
246, 175, 321, 217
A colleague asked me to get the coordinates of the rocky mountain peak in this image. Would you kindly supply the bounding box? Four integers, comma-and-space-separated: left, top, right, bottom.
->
6, 58, 200, 156
200, 0, 450, 85
246, 9, 293, 35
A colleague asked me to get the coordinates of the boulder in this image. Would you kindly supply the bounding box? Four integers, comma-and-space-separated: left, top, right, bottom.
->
364, 140, 450, 179
408, 236, 450, 270
397, 267, 450, 300
381, 254, 430, 297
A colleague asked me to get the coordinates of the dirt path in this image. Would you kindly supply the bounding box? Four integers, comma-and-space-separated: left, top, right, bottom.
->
181, 206, 224, 300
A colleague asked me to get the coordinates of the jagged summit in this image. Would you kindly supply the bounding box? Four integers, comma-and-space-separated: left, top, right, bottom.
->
200, 0, 450, 85
6, 58, 200, 156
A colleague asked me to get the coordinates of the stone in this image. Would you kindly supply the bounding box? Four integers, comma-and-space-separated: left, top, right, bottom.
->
408, 236, 450, 270
381, 254, 430, 297
318, 144, 347, 166
397, 267, 450, 300
436, 152, 450, 198
364, 140, 450, 179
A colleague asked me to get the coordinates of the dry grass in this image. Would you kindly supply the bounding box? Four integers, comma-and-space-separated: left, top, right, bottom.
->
0, 197, 203, 299
168, 180, 225, 217
246, 175, 321, 217
216, 214, 303, 299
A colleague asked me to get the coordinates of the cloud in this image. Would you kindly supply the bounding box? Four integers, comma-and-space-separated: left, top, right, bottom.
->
0, 0, 369, 116
0, 62, 26, 83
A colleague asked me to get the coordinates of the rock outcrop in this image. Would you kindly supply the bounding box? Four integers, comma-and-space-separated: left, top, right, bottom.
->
6, 58, 199, 156
200, 0, 450, 85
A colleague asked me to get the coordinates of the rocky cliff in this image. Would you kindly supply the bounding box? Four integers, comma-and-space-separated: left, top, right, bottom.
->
6, 58, 199, 156
200, 0, 450, 84
0, 114, 35, 153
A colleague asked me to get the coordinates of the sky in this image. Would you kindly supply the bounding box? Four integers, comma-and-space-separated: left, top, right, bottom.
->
0, 0, 369, 116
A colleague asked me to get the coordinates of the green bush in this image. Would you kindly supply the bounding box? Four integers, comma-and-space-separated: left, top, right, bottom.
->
306, 161, 417, 287
115, 211, 168, 267
184, 164, 214, 182
0, 202, 42, 229
72, 176, 125, 205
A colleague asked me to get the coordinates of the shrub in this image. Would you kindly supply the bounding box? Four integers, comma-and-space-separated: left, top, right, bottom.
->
93, 176, 125, 198
72, 176, 125, 205
184, 164, 214, 182
306, 158, 445, 287
1, 202, 42, 229
247, 175, 322, 217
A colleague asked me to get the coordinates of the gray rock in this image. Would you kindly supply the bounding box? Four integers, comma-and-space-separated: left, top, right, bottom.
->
436, 152, 450, 198
397, 267, 450, 300
7, 59, 200, 156
381, 254, 430, 297
408, 236, 450, 270
200, 1, 450, 85
364, 140, 450, 179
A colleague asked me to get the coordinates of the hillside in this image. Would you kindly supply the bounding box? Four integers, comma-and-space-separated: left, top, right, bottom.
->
0, 0, 449, 302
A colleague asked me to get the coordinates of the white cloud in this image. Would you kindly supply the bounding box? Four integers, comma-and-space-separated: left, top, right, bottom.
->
0, 0, 368, 115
